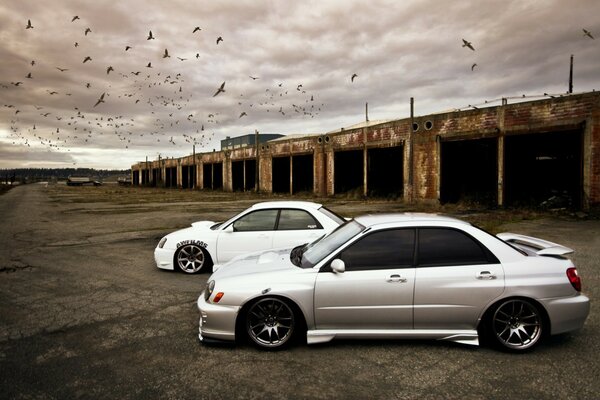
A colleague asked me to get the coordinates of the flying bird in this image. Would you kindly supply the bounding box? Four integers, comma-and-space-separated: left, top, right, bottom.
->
297, 84, 303, 91
213, 81, 225, 97
71, 16, 80, 22
249, 76, 259, 80
351, 73, 358, 82
83, 56, 92, 63
31, 60, 35, 66
216, 36, 223, 44
239, 112, 247, 118
177, 57, 187, 61
74, 42, 79, 47
193, 26, 201, 33
163, 48, 170, 58
56, 67, 68, 72
94, 92, 105, 107
26, 72, 32, 79
471, 63, 478, 71
125, 45, 132, 51
26, 19, 33, 29
147, 30, 155, 40
84, 27, 91, 35
583, 28, 594, 39
106, 66, 114, 74
196, 53, 200, 59
462, 38, 475, 51
146, 62, 152, 68
86, 83, 91, 88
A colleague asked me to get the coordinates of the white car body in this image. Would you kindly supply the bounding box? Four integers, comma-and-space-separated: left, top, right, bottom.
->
155, 201, 344, 274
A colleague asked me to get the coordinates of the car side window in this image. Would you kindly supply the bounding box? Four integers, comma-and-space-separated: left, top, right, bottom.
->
232, 210, 278, 232
277, 209, 322, 230
339, 229, 415, 271
417, 228, 491, 267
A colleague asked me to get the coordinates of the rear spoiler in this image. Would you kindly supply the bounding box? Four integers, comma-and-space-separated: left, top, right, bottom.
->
497, 233, 574, 257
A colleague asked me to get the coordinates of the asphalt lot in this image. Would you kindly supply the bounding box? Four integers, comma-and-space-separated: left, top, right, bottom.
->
0, 183, 598, 399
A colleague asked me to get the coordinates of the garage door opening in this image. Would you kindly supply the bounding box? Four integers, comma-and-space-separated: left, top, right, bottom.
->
272, 156, 290, 193
133, 170, 140, 185
203, 163, 223, 190
292, 154, 313, 194
232, 160, 257, 191
152, 168, 161, 187
181, 165, 195, 189
504, 130, 582, 208
441, 138, 497, 205
334, 150, 363, 195
165, 167, 177, 188
367, 146, 403, 197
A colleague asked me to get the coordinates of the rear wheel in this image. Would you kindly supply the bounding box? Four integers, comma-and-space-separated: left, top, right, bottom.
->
175, 244, 211, 274
488, 298, 543, 352
245, 297, 296, 350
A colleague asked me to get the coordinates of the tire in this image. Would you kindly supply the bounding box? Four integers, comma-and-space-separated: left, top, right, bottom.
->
245, 297, 296, 350
174, 244, 212, 274
487, 298, 544, 352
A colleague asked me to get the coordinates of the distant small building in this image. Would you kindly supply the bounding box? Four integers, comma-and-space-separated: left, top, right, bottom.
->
220, 133, 284, 150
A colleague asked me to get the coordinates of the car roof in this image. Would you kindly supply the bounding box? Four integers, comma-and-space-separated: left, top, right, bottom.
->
354, 213, 469, 228
250, 201, 323, 210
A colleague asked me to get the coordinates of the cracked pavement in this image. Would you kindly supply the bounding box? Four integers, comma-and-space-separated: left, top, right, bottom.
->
0, 184, 598, 399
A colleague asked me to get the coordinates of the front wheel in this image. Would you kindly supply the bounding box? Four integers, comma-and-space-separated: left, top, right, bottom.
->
246, 297, 296, 350
175, 244, 211, 274
488, 299, 544, 352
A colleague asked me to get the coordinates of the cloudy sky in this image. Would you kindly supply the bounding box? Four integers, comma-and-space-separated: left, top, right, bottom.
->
1, 0, 598, 169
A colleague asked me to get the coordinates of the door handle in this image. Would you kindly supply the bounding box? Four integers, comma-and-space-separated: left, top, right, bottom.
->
477, 271, 496, 280
386, 274, 407, 283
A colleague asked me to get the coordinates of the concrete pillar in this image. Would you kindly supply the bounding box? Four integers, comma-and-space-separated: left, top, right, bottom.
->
289, 155, 293, 195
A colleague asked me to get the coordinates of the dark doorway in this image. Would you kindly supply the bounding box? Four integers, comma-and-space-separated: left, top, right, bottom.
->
152, 168, 161, 187
245, 159, 256, 191
441, 138, 497, 205
165, 167, 177, 188
292, 154, 313, 194
272, 157, 290, 193
182, 166, 189, 189
203, 163, 223, 190
367, 146, 403, 197
334, 150, 363, 195
133, 170, 139, 185
141, 170, 149, 185
232, 161, 244, 191
504, 130, 582, 208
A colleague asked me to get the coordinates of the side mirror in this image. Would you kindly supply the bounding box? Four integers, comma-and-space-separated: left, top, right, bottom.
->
223, 224, 234, 233
330, 259, 345, 274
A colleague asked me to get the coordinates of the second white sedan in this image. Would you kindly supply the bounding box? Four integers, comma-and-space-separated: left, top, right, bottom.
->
155, 201, 344, 274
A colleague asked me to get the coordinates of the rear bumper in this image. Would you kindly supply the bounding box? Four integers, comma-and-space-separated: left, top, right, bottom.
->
540, 293, 590, 335
197, 294, 239, 343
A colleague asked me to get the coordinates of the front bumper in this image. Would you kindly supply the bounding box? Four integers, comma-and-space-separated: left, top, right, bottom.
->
154, 247, 175, 270
540, 293, 590, 335
197, 293, 239, 343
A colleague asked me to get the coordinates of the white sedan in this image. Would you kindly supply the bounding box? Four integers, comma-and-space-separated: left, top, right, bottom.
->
155, 201, 345, 274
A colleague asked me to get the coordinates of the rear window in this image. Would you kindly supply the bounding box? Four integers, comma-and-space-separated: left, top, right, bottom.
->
318, 206, 345, 225
418, 228, 493, 266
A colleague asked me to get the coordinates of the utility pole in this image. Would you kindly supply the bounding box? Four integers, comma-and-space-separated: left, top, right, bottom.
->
568, 54, 573, 94
255, 129, 259, 192
365, 102, 369, 122
408, 97, 414, 202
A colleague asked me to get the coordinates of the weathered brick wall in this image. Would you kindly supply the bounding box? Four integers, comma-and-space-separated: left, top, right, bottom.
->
132, 92, 600, 207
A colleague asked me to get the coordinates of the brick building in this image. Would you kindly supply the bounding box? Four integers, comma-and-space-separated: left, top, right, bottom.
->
132, 91, 600, 209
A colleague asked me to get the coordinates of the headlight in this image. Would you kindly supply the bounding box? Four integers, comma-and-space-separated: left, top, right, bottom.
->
204, 280, 215, 301
158, 237, 168, 248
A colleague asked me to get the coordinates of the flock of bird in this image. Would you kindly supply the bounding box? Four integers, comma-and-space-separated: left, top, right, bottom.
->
2, 16, 596, 164
4, 15, 362, 162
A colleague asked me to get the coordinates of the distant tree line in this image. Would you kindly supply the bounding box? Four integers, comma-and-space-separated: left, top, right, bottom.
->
0, 168, 130, 184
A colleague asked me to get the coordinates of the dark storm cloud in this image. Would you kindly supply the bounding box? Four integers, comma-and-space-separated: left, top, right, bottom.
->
1, 0, 599, 168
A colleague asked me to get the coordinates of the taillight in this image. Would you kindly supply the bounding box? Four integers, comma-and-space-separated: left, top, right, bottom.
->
566, 267, 581, 292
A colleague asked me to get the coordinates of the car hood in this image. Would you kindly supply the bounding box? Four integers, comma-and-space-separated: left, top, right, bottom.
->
164, 221, 216, 239
210, 247, 296, 280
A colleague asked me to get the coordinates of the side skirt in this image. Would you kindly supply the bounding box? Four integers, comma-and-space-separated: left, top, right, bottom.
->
306, 329, 479, 346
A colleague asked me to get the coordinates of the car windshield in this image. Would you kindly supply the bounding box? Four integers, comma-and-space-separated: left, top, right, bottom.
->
300, 220, 365, 268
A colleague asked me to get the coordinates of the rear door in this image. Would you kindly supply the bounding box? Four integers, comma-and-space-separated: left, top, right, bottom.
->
413, 227, 504, 330
314, 229, 416, 330
272, 208, 324, 249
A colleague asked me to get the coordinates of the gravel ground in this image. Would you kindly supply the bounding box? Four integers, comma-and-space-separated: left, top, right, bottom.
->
0, 183, 597, 399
